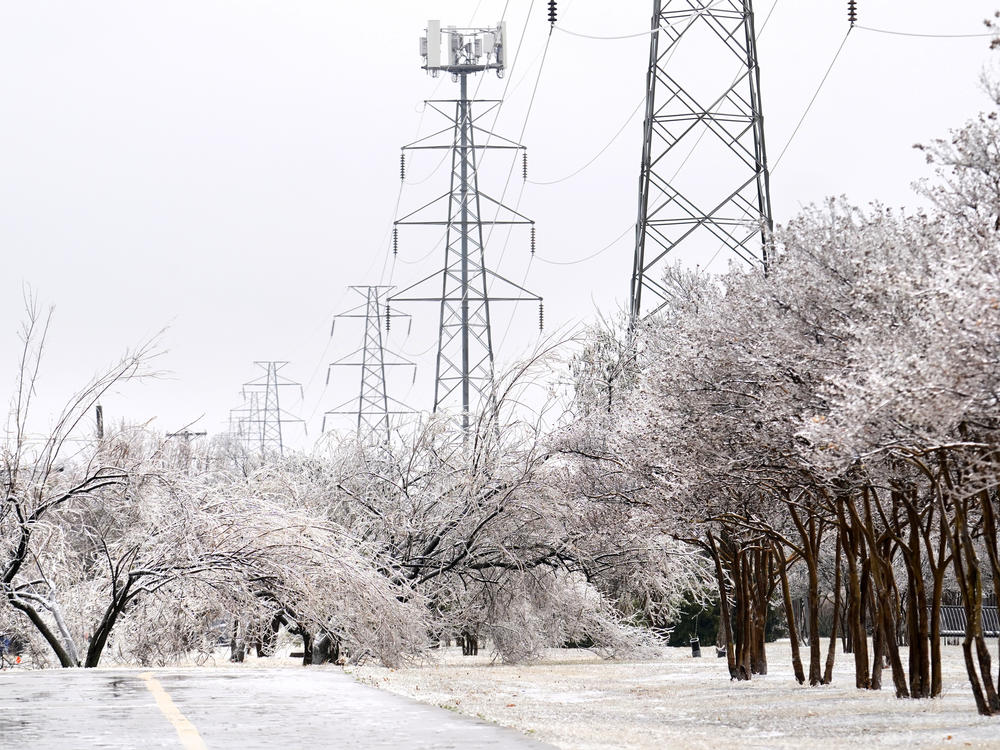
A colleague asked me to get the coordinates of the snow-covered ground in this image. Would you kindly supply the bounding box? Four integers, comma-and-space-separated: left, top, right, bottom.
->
346, 641, 1000, 749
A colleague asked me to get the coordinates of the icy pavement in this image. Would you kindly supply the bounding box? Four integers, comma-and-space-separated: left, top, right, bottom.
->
0, 667, 552, 749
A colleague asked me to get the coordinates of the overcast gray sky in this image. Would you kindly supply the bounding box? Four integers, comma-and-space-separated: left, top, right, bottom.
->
1, 0, 997, 445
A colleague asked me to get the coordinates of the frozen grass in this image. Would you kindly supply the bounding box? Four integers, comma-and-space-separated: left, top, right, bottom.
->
346, 640, 1000, 749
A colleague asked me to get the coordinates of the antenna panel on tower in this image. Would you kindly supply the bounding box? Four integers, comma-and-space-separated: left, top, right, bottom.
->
498, 22, 508, 68
426, 20, 441, 69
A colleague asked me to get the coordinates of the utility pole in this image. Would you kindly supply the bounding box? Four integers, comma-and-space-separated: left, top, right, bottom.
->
630, 0, 773, 322
390, 21, 543, 432
233, 362, 304, 457
323, 285, 415, 443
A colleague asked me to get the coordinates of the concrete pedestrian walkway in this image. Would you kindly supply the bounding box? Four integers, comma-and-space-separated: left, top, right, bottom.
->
0, 667, 552, 749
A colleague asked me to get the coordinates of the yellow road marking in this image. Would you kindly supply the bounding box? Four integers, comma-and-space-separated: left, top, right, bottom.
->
140, 672, 208, 750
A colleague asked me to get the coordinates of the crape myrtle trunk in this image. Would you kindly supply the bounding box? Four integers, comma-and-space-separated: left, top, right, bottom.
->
775, 543, 805, 684
788, 506, 825, 685
838, 492, 871, 689
823, 537, 842, 685
707, 531, 738, 680
707, 531, 771, 681
939, 446, 1000, 716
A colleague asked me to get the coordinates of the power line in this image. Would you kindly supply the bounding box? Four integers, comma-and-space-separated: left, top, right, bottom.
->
772, 27, 852, 172
520, 0, 784, 281
496, 27, 571, 349
527, 95, 646, 186
535, 224, 633, 266
474, 2, 587, 356
490, 25, 554, 271
403, 149, 451, 186
468, 0, 484, 25
499, 41, 549, 100
554, 26, 656, 41
551, 0, 728, 40
474, 13, 563, 363
533, 0, 783, 273
528, 0, 781, 188
395, 230, 448, 266
856, 25, 996, 39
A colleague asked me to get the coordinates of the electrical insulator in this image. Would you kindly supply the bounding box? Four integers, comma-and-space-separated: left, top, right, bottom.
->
847, 0, 857, 27
522, 151, 528, 180
547, 0, 557, 26
393, 226, 399, 256
400, 153, 406, 181
385, 304, 391, 331
530, 226, 536, 256
538, 302, 544, 331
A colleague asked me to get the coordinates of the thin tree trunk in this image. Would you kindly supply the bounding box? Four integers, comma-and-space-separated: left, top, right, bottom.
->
824, 536, 842, 685
86, 589, 132, 668
8, 596, 77, 667
708, 531, 738, 680
840, 497, 870, 688
939, 449, 997, 715
790, 507, 822, 685
776, 544, 805, 685
229, 619, 246, 663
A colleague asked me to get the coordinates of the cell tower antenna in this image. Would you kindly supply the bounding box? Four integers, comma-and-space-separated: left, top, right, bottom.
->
390, 20, 543, 432
323, 286, 415, 443
234, 361, 304, 457
630, 0, 773, 322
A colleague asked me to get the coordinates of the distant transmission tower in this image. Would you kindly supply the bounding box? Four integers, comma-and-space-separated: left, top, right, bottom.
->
630, 0, 773, 320
233, 361, 303, 457
229, 390, 262, 449
390, 21, 543, 431
323, 286, 415, 442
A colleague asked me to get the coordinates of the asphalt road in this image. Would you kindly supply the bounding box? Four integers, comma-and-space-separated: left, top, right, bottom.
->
0, 667, 552, 749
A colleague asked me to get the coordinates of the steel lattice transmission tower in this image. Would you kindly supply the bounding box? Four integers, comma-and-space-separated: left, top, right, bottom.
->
323, 286, 415, 442
630, 0, 773, 320
231, 361, 303, 457
390, 21, 543, 432
229, 390, 261, 448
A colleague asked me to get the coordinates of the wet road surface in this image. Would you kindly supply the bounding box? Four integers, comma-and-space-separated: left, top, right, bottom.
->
0, 668, 551, 749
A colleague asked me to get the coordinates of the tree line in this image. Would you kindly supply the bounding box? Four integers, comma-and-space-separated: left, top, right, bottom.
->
562, 71, 1000, 716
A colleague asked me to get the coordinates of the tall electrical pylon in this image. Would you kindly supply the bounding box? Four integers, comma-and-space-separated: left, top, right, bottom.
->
323, 286, 415, 443
229, 390, 262, 449
390, 21, 543, 432
630, 0, 773, 321
234, 361, 304, 457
